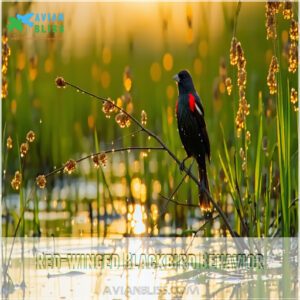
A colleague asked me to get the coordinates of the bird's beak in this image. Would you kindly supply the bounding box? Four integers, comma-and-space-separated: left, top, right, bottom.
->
173, 74, 180, 82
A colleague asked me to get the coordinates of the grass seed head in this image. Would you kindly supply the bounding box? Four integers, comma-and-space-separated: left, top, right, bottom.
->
288, 42, 298, 73
115, 112, 131, 128
102, 99, 115, 118
230, 37, 238, 65
239, 147, 245, 159
246, 130, 251, 143
55, 76, 66, 88
236, 42, 246, 70
92, 152, 107, 168
290, 88, 298, 104
11, 171, 22, 190
36, 175, 47, 189
265, 2, 278, 40
225, 77, 232, 96
242, 161, 247, 171
267, 56, 279, 94
237, 69, 247, 87
6, 136, 13, 149
26, 130, 36, 143
2, 78, 8, 98
283, 1, 293, 19
289, 19, 298, 41
2, 33, 10, 99
64, 159, 77, 174
20, 142, 29, 157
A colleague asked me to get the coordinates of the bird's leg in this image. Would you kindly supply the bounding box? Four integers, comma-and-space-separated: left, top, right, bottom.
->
179, 156, 190, 171
199, 179, 206, 192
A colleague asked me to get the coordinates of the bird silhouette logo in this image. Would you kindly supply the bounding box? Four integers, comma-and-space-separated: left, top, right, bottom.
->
7, 13, 34, 32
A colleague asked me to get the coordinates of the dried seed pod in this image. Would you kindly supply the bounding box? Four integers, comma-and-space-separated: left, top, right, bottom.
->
288, 42, 298, 73
283, 1, 293, 20
2, 33, 10, 99
265, 3, 277, 40
20, 142, 29, 158
63, 159, 77, 174
290, 88, 298, 104
92, 152, 107, 168
267, 73, 277, 95
246, 131, 251, 143
289, 19, 298, 41
6, 136, 13, 149
267, 56, 279, 94
225, 77, 232, 95
242, 161, 247, 171
55, 76, 66, 88
230, 37, 238, 66
239, 147, 245, 159
2, 78, 8, 98
102, 99, 115, 118
11, 171, 22, 190
237, 69, 247, 88
236, 42, 246, 70
115, 112, 131, 128
26, 130, 36, 143
36, 175, 47, 189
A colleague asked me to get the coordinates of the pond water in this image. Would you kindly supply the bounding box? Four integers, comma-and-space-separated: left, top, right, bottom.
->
2, 238, 298, 299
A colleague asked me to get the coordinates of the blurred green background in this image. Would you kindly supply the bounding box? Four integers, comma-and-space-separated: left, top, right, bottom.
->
2, 1, 298, 237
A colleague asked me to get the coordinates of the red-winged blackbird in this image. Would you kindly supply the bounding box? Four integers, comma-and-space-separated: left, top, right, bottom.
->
173, 70, 212, 218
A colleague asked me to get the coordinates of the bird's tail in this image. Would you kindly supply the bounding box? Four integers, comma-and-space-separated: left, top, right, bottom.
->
197, 161, 212, 218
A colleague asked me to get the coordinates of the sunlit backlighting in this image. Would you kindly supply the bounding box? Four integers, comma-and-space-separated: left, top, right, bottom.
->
150, 62, 161, 82
131, 204, 146, 235
162, 53, 173, 71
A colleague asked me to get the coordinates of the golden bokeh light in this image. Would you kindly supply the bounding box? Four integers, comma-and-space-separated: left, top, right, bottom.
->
199, 40, 208, 58
130, 177, 147, 202
193, 58, 202, 75
166, 84, 175, 99
44, 57, 53, 73
100, 71, 111, 88
17, 51, 26, 70
87, 115, 95, 129
11, 99, 17, 114
102, 46, 112, 65
91, 63, 100, 79
131, 204, 146, 234
124, 78, 132, 92
150, 62, 161, 82
162, 53, 173, 71
186, 28, 194, 44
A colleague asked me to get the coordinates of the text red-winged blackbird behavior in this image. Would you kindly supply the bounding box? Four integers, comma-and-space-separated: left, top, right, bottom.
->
173, 70, 212, 218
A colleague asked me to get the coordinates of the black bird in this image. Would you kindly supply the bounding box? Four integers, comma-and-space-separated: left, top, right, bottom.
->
173, 70, 212, 217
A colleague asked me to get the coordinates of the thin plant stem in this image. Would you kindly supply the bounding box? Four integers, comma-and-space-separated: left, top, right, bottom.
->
44, 147, 164, 178
184, 214, 220, 255
159, 194, 199, 208
151, 162, 195, 231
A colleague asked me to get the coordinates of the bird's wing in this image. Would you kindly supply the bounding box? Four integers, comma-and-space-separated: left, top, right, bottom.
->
190, 92, 211, 160
194, 92, 205, 117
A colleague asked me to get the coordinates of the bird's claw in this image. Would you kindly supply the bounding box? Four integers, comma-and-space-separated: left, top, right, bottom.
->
179, 156, 189, 172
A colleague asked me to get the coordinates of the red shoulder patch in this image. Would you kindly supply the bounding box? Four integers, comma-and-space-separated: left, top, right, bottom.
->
188, 93, 195, 112
176, 100, 178, 114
